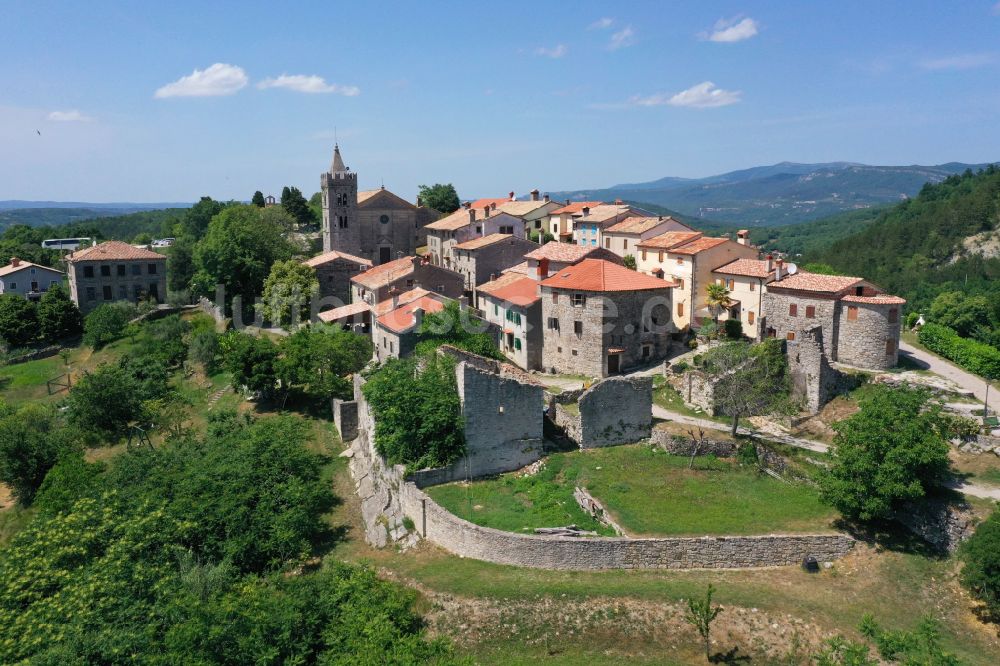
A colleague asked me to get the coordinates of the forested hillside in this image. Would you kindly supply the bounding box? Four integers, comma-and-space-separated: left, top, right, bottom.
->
819, 167, 1000, 310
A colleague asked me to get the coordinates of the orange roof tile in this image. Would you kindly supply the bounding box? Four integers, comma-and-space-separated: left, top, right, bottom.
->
66, 240, 165, 262
303, 249, 372, 268
636, 231, 703, 250
425, 208, 476, 231
524, 242, 600, 263
712, 258, 774, 279
453, 233, 515, 251
373, 287, 431, 315
376, 295, 445, 334
606, 216, 679, 235
483, 276, 540, 306
317, 301, 371, 323
549, 201, 604, 215
768, 272, 863, 294
469, 197, 513, 209
351, 257, 415, 289
840, 294, 907, 305
539, 259, 678, 292
669, 237, 730, 255
503, 261, 531, 275
477, 271, 528, 296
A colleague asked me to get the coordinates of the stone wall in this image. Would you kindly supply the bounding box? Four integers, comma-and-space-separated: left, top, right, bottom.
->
547, 377, 652, 448
894, 498, 976, 554
332, 398, 358, 441
651, 429, 790, 473
4, 345, 60, 365
836, 301, 900, 370
787, 326, 841, 414
198, 297, 226, 325
763, 290, 839, 359
683, 370, 717, 414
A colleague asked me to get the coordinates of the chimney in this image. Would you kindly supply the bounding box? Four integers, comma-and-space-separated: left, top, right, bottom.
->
463, 201, 471, 210
614, 198, 623, 205
483, 206, 490, 219
565, 199, 570, 206
416, 196, 422, 207
411, 307, 424, 331
658, 215, 663, 221
490, 202, 497, 211
543, 193, 550, 203
10, 257, 20, 267
530, 188, 540, 201
509, 191, 515, 201
411, 255, 422, 272
582, 206, 590, 217
775, 258, 784, 281
489, 272, 497, 282
737, 229, 750, 246
766, 254, 774, 271
390, 288, 400, 311
469, 208, 476, 224
538, 257, 550, 279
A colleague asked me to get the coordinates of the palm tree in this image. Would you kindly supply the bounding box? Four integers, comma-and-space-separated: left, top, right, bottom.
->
705, 282, 733, 329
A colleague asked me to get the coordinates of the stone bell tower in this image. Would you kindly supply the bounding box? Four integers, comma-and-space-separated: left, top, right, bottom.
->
320, 144, 360, 254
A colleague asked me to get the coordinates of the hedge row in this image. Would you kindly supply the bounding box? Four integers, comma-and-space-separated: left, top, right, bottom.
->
918, 322, 1000, 379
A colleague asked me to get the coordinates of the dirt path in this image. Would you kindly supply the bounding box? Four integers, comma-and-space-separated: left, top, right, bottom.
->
652, 404, 830, 453
900, 341, 999, 416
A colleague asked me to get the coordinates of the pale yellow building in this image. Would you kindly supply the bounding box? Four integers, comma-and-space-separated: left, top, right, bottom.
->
602, 215, 694, 258
711, 257, 778, 339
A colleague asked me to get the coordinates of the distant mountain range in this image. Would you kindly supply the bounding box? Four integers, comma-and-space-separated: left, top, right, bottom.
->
0, 200, 191, 211
549, 161, 993, 227
0, 202, 192, 231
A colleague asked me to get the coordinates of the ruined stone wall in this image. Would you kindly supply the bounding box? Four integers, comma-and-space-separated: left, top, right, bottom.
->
787, 326, 841, 414
684, 371, 717, 414
836, 302, 899, 370
651, 430, 790, 473
577, 376, 653, 447
331, 398, 358, 441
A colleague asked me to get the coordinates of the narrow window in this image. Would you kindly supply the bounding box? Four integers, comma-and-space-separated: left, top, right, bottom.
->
805, 305, 815, 318
547, 317, 559, 330
574, 320, 583, 336
677, 302, 684, 317
888, 308, 898, 323
641, 249, 647, 261
604, 238, 610, 248
789, 304, 798, 317
886, 338, 896, 354
847, 306, 858, 321
514, 338, 522, 351
749, 281, 755, 292
623, 239, 628, 250
102, 285, 112, 300
787, 331, 796, 341
131, 264, 141, 276
572, 293, 586, 307
728, 279, 735, 290
747, 311, 755, 325
658, 251, 664, 262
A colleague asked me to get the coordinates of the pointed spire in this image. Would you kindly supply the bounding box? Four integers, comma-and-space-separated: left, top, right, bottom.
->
330, 143, 347, 173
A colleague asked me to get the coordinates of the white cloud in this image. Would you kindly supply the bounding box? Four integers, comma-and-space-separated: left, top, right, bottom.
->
535, 44, 568, 58
257, 74, 360, 95
589, 17, 614, 30
608, 25, 635, 50
919, 52, 997, 70
154, 63, 248, 98
48, 110, 93, 122
624, 81, 741, 109
701, 16, 759, 43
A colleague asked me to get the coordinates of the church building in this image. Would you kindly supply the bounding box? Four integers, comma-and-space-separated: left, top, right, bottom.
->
320, 145, 440, 264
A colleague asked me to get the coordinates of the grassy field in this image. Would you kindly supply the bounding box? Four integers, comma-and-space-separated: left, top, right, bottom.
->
428, 445, 838, 537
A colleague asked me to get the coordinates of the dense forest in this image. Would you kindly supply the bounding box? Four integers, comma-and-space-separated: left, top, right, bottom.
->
818, 166, 1000, 315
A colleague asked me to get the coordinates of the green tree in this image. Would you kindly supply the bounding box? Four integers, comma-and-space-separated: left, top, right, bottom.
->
622, 254, 637, 270
701, 339, 791, 436
683, 583, 723, 661
278, 326, 372, 406
192, 204, 296, 305
251, 190, 266, 207
180, 196, 225, 239
281, 186, 316, 227
929, 291, 993, 339
705, 282, 733, 328
0, 401, 79, 504
221, 331, 279, 398
36, 284, 83, 342
82, 301, 137, 348
818, 386, 951, 522
259, 260, 320, 328
188, 329, 220, 371
0, 294, 38, 347
417, 183, 460, 214
960, 508, 1000, 617
416, 301, 502, 359
167, 234, 197, 292
67, 363, 145, 442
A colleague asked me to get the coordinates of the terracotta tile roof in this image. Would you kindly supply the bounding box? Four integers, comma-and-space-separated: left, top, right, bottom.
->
303, 249, 372, 268
477, 271, 528, 295
351, 257, 416, 289
0, 260, 63, 278
571, 204, 634, 222
768, 271, 863, 293
66, 240, 165, 262
524, 241, 600, 263
496, 200, 553, 217
636, 231, 703, 250
606, 216, 679, 235
503, 261, 530, 275
425, 208, 475, 231
317, 301, 371, 323
713, 258, 774, 279
483, 276, 539, 306
840, 294, 907, 305
453, 233, 515, 251
376, 295, 445, 334
539, 258, 679, 292
469, 197, 513, 210
357, 189, 382, 204
550, 201, 604, 215
374, 287, 431, 316
668, 237, 730, 255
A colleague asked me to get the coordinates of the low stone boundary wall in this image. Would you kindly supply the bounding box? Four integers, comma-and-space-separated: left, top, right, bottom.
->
651, 429, 790, 473
198, 297, 226, 325
4, 345, 60, 365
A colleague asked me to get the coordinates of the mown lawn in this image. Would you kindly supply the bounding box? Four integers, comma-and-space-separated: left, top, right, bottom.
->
428, 444, 837, 537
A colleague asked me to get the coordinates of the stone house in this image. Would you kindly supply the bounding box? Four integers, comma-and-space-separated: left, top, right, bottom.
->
317, 301, 372, 334
65, 240, 167, 314
545, 201, 603, 242
539, 259, 676, 377
762, 264, 905, 370
571, 203, 650, 249
636, 233, 757, 332
350, 256, 464, 308
425, 204, 524, 270
0, 258, 64, 301
601, 215, 694, 259
319, 144, 440, 264
495, 192, 561, 235
451, 233, 537, 297
522, 241, 623, 280
710, 256, 778, 339
371, 291, 448, 362
303, 249, 372, 307
477, 274, 543, 370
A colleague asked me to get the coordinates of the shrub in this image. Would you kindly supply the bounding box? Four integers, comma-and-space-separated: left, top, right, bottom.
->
671, 361, 690, 374
67, 363, 146, 442
960, 508, 1000, 616
188, 329, 220, 370
36, 284, 83, 342
83, 301, 137, 348
0, 294, 38, 347
697, 322, 718, 339
905, 311, 920, 329
0, 401, 80, 504
723, 318, 743, 339
688, 339, 699, 349
918, 322, 1000, 379
736, 442, 759, 467
221, 331, 279, 397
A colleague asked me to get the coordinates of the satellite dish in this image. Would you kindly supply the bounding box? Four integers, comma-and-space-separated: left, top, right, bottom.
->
786, 263, 798, 275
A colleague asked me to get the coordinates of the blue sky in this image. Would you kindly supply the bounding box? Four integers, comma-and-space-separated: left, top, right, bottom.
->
3, 1, 1000, 202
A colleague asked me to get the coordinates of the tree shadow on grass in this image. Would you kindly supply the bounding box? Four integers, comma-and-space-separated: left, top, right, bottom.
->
709, 646, 751, 664
835, 516, 947, 559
